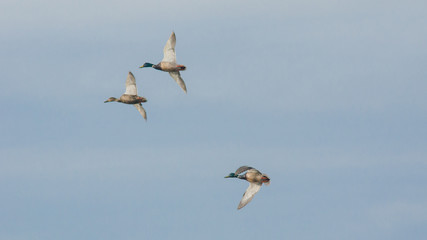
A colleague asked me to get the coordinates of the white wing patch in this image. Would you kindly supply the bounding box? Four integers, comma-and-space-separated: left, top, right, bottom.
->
238, 182, 262, 210
134, 103, 147, 120
162, 32, 177, 63
124, 72, 138, 95
169, 72, 187, 93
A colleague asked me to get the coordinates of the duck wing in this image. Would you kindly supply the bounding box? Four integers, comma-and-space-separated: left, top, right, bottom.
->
235, 166, 254, 175
134, 103, 147, 120
124, 71, 138, 95
162, 32, 177, 64
169, 71, 187, 93
238, 182, 262, 210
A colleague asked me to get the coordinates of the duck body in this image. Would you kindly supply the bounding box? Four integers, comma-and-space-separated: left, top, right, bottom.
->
242, 168, 271, 184
225, 166, 270, 210
157, 62, 186, 72
139, 32, 187, 93
118, 94, 147, 104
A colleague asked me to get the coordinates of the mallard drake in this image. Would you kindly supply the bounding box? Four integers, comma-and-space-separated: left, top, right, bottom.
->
225, 166, 270, 210
139, 32, 187, 93
104, 71, 148, 120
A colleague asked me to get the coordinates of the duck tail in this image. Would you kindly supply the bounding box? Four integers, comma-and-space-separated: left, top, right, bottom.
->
261, 174, 270, 186
177, 65, 186, 71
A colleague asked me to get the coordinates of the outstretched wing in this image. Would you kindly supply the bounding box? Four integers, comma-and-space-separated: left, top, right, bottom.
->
238, 182, 262, 210
235, 166, 253, 175
162, 32, 177, 63
134, 103, 147, 120
125, 72, 138, 95
169, 72, 187, 93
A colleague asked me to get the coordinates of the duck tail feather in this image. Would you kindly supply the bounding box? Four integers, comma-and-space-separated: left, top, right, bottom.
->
262, 174, 270, 185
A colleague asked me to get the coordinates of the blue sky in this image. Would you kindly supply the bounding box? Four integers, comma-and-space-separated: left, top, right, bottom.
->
1, 0, 426, 239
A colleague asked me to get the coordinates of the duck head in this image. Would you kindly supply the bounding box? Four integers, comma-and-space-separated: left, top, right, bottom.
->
139, 62, 155, 68
104, 97, 119, 103
224, 173, 239, 178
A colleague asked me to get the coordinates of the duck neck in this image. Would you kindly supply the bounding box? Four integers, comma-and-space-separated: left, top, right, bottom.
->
153, 64, 161, 70
237, 174, 246, 180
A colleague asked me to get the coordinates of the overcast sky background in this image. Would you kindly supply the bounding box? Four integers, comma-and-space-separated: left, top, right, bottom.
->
1, 0, 426, 239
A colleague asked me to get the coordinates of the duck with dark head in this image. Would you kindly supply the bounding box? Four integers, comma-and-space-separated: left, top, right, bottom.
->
225, 166, 270, 209
139, 32, 187, 93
